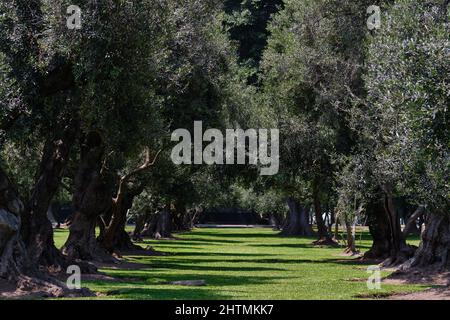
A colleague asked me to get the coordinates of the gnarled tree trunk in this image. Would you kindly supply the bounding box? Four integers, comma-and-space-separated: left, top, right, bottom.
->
312, 191, 337, 246
269, 211, 285, 230
1, 168, 28, 283
183, 209, 199, 231
173, 201, 197, 232
132, 211, 151, 241
140, 213, 158, 237
343, 216, 359, 255
99, 187, 144, 254
364, 199, 392, 260
381, 185, 415, 266
141, 206, 173, 239
401, 212, 450, 271
22, 119, 78, 270
98, 148, 161, 253
364, 192, 417, 265
0, 168, 88, 297
153, 206, 173, 239
172, 201, 187, 232
62, 132, 111, 263
280, 198, 312, 236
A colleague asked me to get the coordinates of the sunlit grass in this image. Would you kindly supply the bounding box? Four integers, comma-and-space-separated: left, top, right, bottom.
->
53, 227, 426, 300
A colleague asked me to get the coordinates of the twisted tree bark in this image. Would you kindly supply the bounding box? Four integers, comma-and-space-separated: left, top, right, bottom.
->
381, 185, 415, 266
61, 131, 111, 263
154, 206, 173, 239
401, 212, 450, 271
0, 168, 91, 297
0, 168, 27, 283
21, 118, 79, 270
312, 190, 337, 246
99, 148, 161, 253
364, 199, 392, 260
280, 198, 312, 236
99, 187, 144, 253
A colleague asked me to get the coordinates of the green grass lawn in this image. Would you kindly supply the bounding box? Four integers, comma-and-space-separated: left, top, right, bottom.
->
53, 228, 428, 300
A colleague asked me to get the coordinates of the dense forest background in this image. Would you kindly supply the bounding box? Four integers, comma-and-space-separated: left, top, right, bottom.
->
0, 0, 448, 296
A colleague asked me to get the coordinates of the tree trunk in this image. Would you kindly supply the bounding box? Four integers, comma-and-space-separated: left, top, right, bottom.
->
61, 132, 111, 263
98, 148, 160, 253
1, 168, 29, 283
312, 193, 337, 245
270, 211, 284, 230
280, 198, 312, 236
138, 205, 173, 239
381, 186, 415, 266
99, 186, 144, 254
328, 210, 335, 235
22, 119, 78, 270
140, 213, 158, 238
401, 212, 450, 271
0, 168, 88, 297
172, 201, 187, 232
364, 199, 392, 260
334, 214, 340, 240
344, 216, 359, 255
173, 201, 197, 232
132, 211, 151, 241
184, 209, 199, 230
153, 206, 173, 239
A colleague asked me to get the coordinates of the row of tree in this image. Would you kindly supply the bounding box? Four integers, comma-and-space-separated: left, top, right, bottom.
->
253, 0, 449, 268
0, 0, 249, 295
0, 0, 448, 296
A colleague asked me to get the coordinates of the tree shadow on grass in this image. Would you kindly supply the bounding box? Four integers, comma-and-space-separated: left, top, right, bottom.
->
188, 231, 279, 239
251, 242, 373, 251
142, 239, 244, 246
90, 272, 282, 300
145, 262, 287, 272
251, 243, 315, 249
165, 258, 327, 267
105, 287, 230, 300
128, 249, 336, 267
126, 252, 277, 264
147, 273, 282, 287
142, 245, 203, 251
101, 255, 289, 275
168, 251, 275, 257
160, 256, 373, 268
317, 257, 377, 267
177, 238, 244, 244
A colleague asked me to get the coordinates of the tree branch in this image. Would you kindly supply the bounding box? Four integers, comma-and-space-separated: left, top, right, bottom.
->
114, 148, 163, 203
402, 205, 425, 238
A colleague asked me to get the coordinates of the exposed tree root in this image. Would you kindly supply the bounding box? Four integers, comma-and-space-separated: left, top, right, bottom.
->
343, 247, 361, 256
1, 168, 95, 298
399, 213, 450, 271
312, 237, 339, 247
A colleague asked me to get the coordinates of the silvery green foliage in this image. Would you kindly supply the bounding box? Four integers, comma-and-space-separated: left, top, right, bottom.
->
360, 0, 449, 215
260, 0, 388, 208
0, 0, 170, 194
